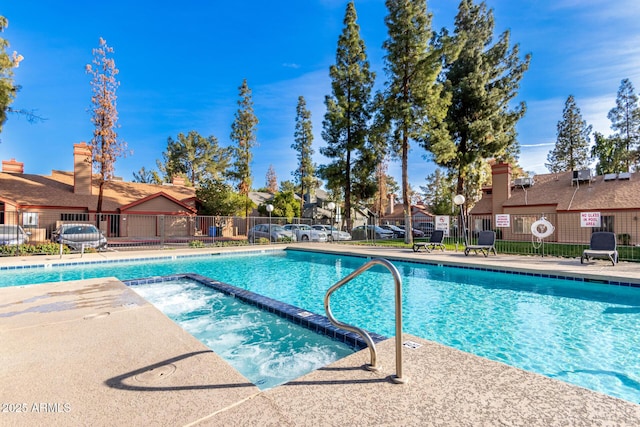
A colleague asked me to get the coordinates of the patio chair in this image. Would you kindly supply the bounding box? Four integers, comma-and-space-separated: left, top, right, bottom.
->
464, 230, 497, 257
413, 230, 445, 253
581, 232, 618, 266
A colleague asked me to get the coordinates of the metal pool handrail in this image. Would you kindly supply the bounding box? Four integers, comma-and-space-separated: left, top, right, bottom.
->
324, 257, 407, 384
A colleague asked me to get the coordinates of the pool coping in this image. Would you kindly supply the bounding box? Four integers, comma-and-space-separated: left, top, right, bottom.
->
124, 273, 387, 350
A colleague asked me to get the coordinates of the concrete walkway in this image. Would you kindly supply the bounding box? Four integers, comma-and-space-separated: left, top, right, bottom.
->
1, 244, 640, 426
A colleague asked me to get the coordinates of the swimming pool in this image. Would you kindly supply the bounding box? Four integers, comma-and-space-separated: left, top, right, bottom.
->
2, 249, 640, 402
128, 275, 356, 390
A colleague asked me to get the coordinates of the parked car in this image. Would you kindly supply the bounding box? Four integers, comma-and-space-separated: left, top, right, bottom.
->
53, 223, 108, 251
311, 225, 352, 241
379, 224, 406, 238
397, 225, 425, 238
351, 225, 394, 240
0, 225, 30, 245
247, 224, 297, 243
414, 222, 434, 236
283, 224, 328, 242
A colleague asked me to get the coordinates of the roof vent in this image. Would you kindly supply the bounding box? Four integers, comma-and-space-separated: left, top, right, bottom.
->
618, 172, 631, 180
513, 177, 534, 187
572, 169, 592, 185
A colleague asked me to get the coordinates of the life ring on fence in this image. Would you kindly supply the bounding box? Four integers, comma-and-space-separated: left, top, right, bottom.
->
531, 218, 555, 239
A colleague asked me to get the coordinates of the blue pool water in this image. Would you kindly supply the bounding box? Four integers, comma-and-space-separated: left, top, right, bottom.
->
1, 249, 640, 402
129, 277, 355, 390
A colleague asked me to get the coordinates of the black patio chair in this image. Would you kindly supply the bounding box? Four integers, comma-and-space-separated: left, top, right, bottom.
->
464, 230, 497, 257
413, 230, 445, 253
581, 232, 618, 266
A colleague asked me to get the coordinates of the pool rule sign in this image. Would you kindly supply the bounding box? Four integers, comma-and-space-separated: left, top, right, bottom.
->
495, 214, 510, 228
580, 212, 601, 228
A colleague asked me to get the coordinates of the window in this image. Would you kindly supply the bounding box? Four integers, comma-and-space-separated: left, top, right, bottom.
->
61, 213, 89, 222
513, 216, 536, 234
594, 215, 614, 233
23, 212, 38, 228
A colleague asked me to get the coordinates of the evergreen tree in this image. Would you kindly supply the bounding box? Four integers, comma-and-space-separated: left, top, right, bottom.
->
546, 95, 592, 173
85, 37, 127, 214
319, 2, 376, 231
229, 79, 259, 218
591, 132, 625, 175
381, 0, 448, 244
607, 78, 640, 171
196, 178, 245, 216
420, 168, 455, 215
161, 130, 231, 185
265, 164, 278, 193
257, 190, 300, 222
132, 166, 161, 184
0, 16, 23, 137
292, 96, 315, 212
432, 0, 530, 201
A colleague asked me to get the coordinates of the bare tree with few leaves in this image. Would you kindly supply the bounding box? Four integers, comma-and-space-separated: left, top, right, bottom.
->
86, 37, 126, 214
266, 164, 278, 193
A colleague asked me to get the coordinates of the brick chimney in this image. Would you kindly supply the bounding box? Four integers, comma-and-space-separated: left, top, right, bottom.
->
491, 162, 512, 215
2, 158, 24, 173
172, 175, 185, 186
387, 194, 395, 215
74, 142, 92, 195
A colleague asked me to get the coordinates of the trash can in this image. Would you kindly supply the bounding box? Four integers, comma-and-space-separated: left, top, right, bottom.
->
208, 226, 216, 237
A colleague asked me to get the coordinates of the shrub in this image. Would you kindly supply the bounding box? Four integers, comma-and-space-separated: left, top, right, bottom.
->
189, 240, 205, 248
618, 233, 631, 246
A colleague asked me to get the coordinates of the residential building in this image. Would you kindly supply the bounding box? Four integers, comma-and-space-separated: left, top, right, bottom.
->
470, 162, 640, 245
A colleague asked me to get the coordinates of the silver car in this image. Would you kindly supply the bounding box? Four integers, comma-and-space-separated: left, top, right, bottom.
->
248, 224, 297, 243
283, 224, 328, 242
0, 225, 30, 245
311, 225, 352, 241
53, 223, 108, 251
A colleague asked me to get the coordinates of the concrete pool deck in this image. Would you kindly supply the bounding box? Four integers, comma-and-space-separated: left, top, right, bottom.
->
1, 244, 640, 426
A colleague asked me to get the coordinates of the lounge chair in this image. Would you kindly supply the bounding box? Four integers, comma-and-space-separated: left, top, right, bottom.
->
413, 230, 445, 253
581, 232, 618, 266
464, 230, 497, 257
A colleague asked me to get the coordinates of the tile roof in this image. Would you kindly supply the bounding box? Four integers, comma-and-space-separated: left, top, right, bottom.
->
0, 170, 196, 212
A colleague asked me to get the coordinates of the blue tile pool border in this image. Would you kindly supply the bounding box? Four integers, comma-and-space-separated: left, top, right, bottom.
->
124, 273, 387, 350
0, 248, 285, 272
286, 248, 640, 288
2, 246, 639, 289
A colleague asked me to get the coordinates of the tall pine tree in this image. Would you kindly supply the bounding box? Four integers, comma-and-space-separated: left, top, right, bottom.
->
381, 0, 447, 243
546, 95, 592, 173
431, 0, 530, 204
608, 78, 640, 171
229, 79, 259, 218
292, 96, 315, 213
320, 2, 375, 230
161, 131, 231, 185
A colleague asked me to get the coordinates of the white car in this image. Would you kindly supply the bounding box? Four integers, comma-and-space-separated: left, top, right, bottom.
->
283, 224, 328, 242
0, 225, 30, 245
311, 225, 352, 241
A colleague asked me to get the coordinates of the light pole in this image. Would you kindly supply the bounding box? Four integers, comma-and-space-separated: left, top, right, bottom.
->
266, 204, 274, 243
453, 194, 466, 250
327, 202, 336, 242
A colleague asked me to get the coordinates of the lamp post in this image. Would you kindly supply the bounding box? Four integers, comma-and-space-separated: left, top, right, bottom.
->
327, 202, 336, 242
453, 194, 467, 250
266, 204, 274, 243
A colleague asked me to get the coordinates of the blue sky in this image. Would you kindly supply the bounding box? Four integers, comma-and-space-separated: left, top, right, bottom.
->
2, 0, 640, 192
